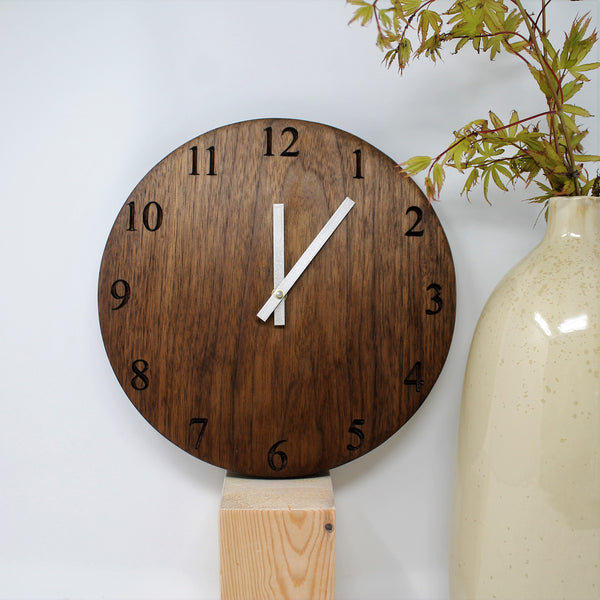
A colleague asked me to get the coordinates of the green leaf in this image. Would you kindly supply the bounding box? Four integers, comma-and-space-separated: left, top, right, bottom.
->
401, 155, 432, 175
507, 110, 519, 137
462, 168, 479, 195
528, 65, 552, 97
351, 4, 375, 26
489, 111, 504, 132
418, 10, 442, 42
575, 154, 600, 163
432, 162, 445, 191
490, 165, 509, 191
562, 104, 592, 118
397, 37, 412, 70
424, 176, 436, 200
561, 112, 580, 135
562, 79, 584, 102
397, 0, 422, 17
572, 62, 600, 73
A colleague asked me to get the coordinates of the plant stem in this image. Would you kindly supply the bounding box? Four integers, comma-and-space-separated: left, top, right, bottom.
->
511, 0, 581, 193
429, 110, 556, 166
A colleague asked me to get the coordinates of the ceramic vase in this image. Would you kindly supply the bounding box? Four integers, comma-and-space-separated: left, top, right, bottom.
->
450, 196, 600, 600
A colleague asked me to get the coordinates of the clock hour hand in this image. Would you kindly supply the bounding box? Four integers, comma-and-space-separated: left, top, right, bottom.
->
257, 196, 355, 322
273, 203, 285, 326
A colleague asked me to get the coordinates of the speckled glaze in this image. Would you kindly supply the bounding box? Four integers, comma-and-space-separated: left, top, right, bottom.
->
450, 197, 600, 600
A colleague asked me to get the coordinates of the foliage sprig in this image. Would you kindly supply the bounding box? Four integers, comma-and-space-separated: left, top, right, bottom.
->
349, 0, 600, 204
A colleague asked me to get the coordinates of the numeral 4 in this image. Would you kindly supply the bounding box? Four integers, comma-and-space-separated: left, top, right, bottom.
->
404, 361, 424, 392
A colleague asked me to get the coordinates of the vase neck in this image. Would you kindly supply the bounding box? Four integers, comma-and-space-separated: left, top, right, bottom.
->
545, 196, 600, 241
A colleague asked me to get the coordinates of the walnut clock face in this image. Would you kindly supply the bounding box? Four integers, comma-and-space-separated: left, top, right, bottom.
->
98, 118, 456, 478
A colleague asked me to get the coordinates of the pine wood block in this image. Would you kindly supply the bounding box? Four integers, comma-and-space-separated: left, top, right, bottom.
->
219, 471, 335, 600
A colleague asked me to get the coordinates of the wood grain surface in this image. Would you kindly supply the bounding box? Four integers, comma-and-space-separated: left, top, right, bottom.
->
98, 118, 456, 477
219, 472, 335, 600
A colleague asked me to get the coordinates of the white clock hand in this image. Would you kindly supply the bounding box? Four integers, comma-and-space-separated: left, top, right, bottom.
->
273, 204, 285, 326
257, 196, 355, 322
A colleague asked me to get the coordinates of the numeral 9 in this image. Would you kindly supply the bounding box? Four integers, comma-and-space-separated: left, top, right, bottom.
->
110, 279, 130, 310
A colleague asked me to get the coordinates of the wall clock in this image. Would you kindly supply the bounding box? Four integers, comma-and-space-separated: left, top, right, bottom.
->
98, 118, 456, 478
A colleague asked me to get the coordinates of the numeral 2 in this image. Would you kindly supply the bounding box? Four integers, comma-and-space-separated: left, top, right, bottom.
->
405, 206, 424, 237
264, 126, 299, 157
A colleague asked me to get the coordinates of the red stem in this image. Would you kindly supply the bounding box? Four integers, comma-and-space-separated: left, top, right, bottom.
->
428, 110, 556, 170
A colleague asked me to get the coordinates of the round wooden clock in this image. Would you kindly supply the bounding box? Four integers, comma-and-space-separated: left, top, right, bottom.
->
98, 118, 456, 478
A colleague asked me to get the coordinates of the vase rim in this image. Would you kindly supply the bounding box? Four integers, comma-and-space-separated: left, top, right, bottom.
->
548, 195, 599, 201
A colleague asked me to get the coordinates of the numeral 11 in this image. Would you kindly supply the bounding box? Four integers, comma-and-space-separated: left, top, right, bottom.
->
190, 145, 216, 176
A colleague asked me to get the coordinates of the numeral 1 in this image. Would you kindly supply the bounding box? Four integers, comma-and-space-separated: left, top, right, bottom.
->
353, 149, 364, 179
264, 127, 274, 156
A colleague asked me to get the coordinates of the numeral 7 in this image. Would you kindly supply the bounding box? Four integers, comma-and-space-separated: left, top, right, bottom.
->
189, 417, 209, 449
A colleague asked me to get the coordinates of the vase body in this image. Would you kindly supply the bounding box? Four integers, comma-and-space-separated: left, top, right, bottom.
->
450, 196, 600, 600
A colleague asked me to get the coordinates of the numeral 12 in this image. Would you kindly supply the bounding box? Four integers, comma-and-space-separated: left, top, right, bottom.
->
264, 126, 299, 157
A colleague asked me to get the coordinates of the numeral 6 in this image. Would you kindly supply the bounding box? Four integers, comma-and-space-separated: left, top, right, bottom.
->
267, 439, 288, 471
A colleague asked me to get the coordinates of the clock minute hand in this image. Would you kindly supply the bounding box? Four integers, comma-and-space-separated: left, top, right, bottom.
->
257, 196, 355, 322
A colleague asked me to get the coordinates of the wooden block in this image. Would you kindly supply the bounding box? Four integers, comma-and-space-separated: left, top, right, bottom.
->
219, 471, 335, 600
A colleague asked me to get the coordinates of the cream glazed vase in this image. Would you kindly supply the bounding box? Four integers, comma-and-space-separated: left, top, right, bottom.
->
450, 196, 600, 600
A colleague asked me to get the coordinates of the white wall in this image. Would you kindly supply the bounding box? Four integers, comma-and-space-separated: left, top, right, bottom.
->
1, 1, 597, 599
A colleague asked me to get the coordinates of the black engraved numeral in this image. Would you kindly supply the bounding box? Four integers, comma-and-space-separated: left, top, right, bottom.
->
264, 126, 274, 156
142, 201, 162, 231
189, 145, 199, 175
264, 126, 299, 157
190, 418, 209, 449
127, 201, 163, 232
404, 361, 424, 392
131, 359, 149, 391
189, 145, 216, 176
206, 146, 216, 175
267, 439, 288, 471
347, 418, 365, 451
280, 127, 299, 156
110, 279, 130, 310
426, 283, 443, 315
353, 149, 364, 179
126, 202, 136, 231
405, 206, 424, 237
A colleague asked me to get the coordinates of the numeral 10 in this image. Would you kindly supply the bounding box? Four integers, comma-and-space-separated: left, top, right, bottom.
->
126, 201, 163, 232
